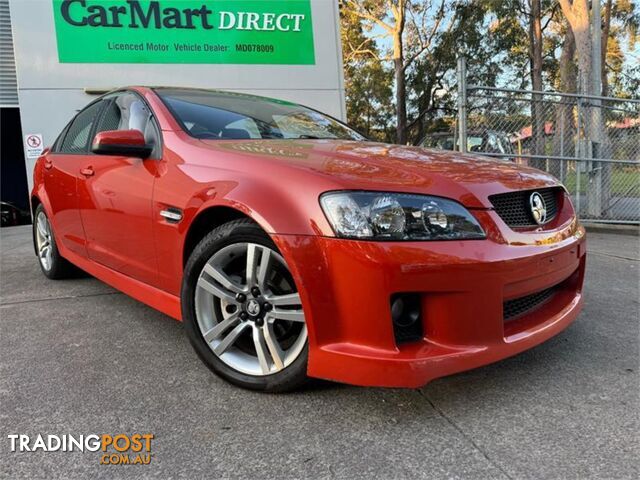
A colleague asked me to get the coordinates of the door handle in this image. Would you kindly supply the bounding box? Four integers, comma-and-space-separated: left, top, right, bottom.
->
80, 166, 95, 177
44, 160, 53, 170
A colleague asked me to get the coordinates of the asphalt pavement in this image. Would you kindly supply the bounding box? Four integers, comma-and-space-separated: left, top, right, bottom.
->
0, 225, 638, 479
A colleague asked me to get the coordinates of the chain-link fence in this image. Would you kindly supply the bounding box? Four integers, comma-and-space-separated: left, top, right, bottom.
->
446, 59, 640, 224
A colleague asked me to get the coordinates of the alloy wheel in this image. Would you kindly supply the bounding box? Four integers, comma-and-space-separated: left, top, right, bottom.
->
194, 242, 307, 376
35, 212, 53, 271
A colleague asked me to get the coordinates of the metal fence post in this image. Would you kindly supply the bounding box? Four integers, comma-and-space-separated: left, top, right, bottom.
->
560, 119, 565, 184
457, 57, 468, 153
576, 99, 582, 216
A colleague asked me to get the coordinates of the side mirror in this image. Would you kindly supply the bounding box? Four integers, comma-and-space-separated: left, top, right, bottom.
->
91, 130, 152, 158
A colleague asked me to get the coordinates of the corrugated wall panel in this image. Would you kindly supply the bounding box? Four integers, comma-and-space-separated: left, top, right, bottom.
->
0, 0, 18, 107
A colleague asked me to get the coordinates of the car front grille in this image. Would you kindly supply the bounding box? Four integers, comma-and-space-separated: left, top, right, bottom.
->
503, 286, 557, 322
489, 187, 560, 228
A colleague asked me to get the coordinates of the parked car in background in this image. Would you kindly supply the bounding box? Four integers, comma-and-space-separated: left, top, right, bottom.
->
419, 130, 516, 160
1, 202, 31, 227
32, 87, 585, 392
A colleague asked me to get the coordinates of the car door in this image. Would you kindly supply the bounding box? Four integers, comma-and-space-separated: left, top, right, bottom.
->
44, 99, 107, 258
77, 91, 162, 286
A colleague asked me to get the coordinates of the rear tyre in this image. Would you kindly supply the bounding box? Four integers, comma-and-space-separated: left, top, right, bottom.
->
32, 204, 76, 279
182, 219, 309, 392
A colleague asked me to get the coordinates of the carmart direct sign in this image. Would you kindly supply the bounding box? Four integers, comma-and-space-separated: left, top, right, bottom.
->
52, 0, 315, 64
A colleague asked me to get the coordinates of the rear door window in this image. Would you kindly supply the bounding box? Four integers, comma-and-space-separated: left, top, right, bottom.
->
59, 101, 105, 154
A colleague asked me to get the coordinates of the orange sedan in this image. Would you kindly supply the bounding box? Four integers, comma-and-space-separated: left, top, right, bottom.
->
31, 87, 585, 391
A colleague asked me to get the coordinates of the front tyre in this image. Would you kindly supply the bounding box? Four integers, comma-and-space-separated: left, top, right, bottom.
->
32, 204, 76, 279
182, 219, 308, 392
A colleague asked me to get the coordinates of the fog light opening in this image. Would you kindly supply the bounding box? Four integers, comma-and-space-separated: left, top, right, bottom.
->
390, 293, 423, 344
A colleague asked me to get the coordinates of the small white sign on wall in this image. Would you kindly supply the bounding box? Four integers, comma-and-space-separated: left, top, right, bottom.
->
24, 133, 44, 159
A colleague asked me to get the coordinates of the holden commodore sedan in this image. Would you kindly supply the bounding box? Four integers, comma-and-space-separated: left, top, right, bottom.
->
31, 87, 585, 391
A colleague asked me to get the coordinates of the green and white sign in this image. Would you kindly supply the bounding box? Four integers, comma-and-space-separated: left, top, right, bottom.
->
52, 0, 315, 64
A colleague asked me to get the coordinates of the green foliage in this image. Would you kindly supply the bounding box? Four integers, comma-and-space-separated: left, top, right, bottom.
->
606, 0, 640, 96
340, 2, 395, 141
407, 1, 506, 142
339, 0, 639, 144
346, 60, 395, 141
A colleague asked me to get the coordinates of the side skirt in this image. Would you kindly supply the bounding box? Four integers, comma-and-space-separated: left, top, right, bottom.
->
60, 247, 182, 321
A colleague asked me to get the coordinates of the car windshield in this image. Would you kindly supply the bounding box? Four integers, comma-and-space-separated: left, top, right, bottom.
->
155, 88, 366, 141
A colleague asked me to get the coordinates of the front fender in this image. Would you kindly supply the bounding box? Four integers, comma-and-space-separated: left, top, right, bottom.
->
154, 169, 335, 295
175, 164, 335, 238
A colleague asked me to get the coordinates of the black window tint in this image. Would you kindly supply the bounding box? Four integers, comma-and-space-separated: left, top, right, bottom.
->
94, 100, 121, 133
60, 101, 104, 154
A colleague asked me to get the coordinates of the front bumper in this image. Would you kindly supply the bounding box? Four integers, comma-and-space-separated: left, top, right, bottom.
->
273, 211, 586, 388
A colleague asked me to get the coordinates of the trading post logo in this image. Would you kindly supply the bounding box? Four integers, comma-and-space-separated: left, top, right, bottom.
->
7, 434, 154, 465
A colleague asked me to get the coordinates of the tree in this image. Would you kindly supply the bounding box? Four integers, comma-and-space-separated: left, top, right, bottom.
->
340, 4, 395, 140
530, 0, 545, 158
558, 0, 592, 96
602, 0, 614, 96
552, 22, 577, 160
486, 0, 558, 165
341, 0, 409, 143
407, 1, 498, 143
341, 0, 453, 144
557, 0, 615, 217
346, 63, 395, 141
338, 0, 638, 154
601, 0, 639, 97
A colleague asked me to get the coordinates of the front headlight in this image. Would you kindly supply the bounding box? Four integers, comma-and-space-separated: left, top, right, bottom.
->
320, 191, 486, 240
